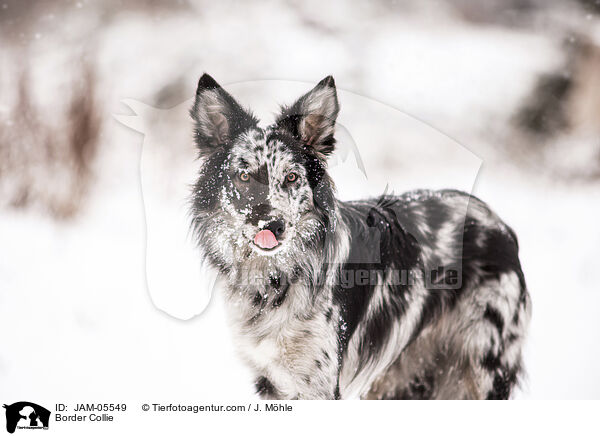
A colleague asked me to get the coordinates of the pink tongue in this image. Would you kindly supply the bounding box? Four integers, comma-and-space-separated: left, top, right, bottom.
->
254, 229, 278, 249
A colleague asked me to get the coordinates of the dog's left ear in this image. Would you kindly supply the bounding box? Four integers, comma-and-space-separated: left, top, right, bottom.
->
191, 73, 257, 155
276, 76, 339, 158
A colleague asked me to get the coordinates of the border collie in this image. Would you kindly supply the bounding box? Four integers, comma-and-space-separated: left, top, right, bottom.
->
189, 74, 531, 399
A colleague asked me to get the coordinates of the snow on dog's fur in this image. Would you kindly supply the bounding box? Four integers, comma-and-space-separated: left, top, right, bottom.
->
189, 74, 531, 399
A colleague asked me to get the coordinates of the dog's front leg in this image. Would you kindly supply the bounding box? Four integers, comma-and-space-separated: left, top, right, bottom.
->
253, 342, 341, 400
254, 364, 340, 400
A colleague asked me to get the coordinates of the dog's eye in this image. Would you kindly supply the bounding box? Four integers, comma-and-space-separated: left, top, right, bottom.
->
239, 171, 250, 182
286, 172, 298, 183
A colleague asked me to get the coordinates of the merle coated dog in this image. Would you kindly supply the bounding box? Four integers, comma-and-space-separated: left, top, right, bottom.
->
189, 74, 531, 399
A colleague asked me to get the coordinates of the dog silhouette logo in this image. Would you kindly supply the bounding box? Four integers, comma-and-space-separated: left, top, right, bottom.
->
3, 402, 50, 433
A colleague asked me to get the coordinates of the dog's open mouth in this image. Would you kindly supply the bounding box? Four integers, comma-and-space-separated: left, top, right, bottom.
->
253, 229, 279, 251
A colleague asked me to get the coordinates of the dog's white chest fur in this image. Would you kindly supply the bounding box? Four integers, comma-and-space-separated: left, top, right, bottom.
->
243, 335, 279, 368
223, 282, 341, 399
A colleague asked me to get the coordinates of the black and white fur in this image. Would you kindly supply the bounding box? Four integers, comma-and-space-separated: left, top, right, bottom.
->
190, 74, 531, 399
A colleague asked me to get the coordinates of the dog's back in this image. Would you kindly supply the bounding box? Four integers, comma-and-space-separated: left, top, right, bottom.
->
336, 190, 530, 399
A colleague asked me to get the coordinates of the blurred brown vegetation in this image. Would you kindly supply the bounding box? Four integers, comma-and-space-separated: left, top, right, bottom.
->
0, 0, 598, 219
0, 60, 99, 218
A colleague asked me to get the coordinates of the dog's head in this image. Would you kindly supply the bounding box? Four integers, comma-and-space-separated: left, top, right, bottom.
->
190, 74, 340, 268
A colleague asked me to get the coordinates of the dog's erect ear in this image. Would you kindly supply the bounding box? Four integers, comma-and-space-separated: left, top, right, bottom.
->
190, 73, 257, 154
276, 76, 339, 158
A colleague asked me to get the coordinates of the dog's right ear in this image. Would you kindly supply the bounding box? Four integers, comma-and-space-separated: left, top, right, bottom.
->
190, 74, 257, 154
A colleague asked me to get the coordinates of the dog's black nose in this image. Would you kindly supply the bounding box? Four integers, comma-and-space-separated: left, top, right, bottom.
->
265, 219, 286, 238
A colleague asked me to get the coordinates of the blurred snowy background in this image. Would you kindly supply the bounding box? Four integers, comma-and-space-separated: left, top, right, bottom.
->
1, 0, 599, 402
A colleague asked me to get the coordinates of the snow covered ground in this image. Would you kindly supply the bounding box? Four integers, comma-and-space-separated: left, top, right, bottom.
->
1, 0, 599, 402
